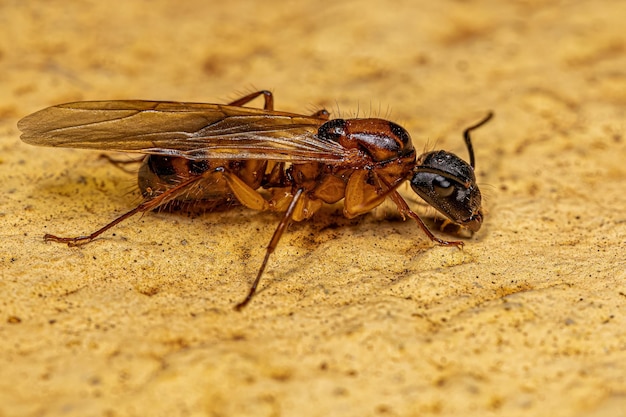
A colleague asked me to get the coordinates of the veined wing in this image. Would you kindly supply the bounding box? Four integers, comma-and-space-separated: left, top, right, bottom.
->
18, 100, 351, 163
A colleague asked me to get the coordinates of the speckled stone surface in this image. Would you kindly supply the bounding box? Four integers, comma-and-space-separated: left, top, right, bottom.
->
1, 1, 625, 416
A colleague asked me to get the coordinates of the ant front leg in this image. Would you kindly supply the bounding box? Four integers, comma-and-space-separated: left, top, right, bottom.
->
389, 190, 464, 248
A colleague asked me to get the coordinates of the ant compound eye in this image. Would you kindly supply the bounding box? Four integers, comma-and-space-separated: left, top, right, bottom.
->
317, 119, 347, 142
433, 176, 455, 197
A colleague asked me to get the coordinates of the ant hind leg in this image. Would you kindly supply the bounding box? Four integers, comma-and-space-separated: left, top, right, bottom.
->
44, 170, 216, 246
227, 90, 274, 110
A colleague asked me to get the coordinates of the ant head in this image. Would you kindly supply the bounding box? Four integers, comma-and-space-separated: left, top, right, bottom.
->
410, 150, 483, 232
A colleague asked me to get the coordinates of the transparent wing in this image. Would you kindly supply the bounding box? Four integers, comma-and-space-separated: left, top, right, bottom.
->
18, 100, 351, 163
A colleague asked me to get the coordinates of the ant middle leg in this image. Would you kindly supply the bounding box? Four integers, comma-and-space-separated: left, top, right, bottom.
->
235, 187, 305, 310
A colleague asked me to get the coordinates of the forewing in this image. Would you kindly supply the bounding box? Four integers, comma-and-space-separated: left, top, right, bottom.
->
18, 100, 351, 163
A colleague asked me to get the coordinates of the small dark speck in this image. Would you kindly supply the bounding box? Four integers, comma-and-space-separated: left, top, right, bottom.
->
181, 239, 188, 246
7, 316, 21, 324
602, 315, 614, 324
49, 319, 57, 324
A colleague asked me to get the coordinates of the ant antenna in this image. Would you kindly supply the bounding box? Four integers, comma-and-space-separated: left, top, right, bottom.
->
463, 112, 493, 169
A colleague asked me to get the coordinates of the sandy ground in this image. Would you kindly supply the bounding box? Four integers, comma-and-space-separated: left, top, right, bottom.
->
1, 0, 625, 416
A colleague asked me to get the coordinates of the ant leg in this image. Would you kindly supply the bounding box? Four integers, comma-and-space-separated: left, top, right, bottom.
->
228, 91, 330, 121
45, 170, 216, 246
227, 90, 274, 110
388, 190, 464, 248
215, 167, 270, 211
45, 205, 146, 246
235, 188, 305, 310
310, 109, 330, 120
99, 154, 145, 173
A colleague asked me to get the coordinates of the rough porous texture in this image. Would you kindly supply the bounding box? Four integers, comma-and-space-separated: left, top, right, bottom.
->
1, 1, 624, 416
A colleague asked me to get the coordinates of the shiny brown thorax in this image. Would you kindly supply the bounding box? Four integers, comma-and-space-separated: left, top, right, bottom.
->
138, 118, 417, 222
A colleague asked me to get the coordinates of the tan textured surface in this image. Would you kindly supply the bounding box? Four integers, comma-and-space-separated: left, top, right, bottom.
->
1, 1, 625, 416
